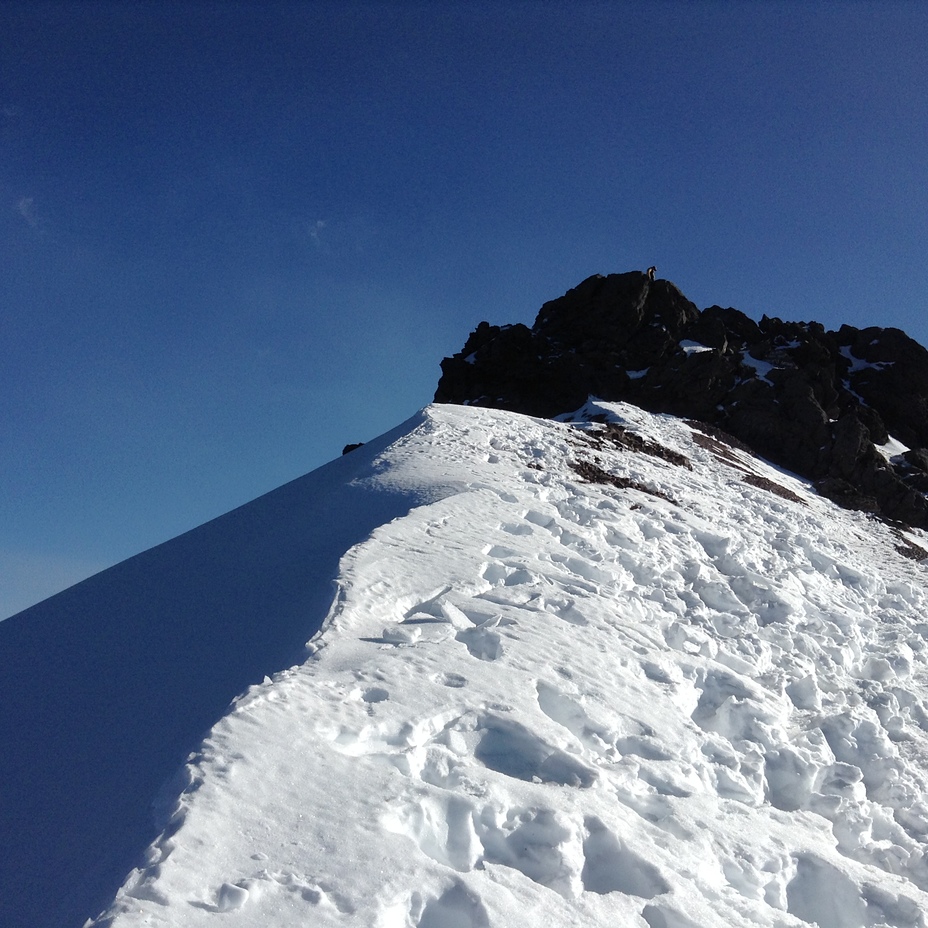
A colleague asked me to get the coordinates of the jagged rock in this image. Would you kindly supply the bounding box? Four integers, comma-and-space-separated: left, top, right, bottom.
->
701, 305, 763, 346
814, 477, 880, 514
434, 271, 928, 529
902, 449, 928, 473
837, 325, 928, 450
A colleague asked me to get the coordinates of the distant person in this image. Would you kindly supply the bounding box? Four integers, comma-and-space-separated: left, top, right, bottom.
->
647, 266, 657, 281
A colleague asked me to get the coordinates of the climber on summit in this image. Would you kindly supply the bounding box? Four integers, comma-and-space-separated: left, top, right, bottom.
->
647, 266, 657, 281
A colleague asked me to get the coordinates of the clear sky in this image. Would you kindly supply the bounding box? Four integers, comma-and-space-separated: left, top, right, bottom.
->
3, 0, 927, 620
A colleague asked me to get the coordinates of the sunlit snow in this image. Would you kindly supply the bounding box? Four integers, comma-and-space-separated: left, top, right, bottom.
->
83, 401, 928, 928
877, 435, 912, 463
679, 340, 713, 355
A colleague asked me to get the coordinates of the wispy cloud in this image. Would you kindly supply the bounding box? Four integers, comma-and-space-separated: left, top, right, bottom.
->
300, 216, 377, 257
308, 219, 328, 251
16, 196, 41, 228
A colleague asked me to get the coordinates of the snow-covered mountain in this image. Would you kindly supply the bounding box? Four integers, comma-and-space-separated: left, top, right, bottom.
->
5, 398, 928, 927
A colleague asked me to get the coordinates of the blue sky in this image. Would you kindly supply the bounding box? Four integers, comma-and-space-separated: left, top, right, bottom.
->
3, 0, 927, 619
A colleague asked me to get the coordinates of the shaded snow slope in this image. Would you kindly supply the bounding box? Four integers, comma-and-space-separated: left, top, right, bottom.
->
89, 402, 928, 928
0, 412, 452, 928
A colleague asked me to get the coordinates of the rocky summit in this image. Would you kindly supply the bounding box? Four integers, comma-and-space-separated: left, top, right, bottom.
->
435, 270, 928, 530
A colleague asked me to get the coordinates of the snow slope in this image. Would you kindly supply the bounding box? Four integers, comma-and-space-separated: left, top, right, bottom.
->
0, 415, 440, 928
84, 401, 928, 928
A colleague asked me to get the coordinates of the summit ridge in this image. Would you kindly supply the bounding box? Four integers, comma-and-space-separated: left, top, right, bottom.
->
436, 271, 928, 528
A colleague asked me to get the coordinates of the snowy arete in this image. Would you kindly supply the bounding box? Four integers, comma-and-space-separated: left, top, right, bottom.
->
66, 400, 928, 928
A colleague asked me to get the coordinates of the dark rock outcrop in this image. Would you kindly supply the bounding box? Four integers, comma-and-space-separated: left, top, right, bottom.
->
435, 271, 928, 529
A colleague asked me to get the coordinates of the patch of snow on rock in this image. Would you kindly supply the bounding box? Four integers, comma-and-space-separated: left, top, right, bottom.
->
679, 340, 712, 355
877, 434, 911, 463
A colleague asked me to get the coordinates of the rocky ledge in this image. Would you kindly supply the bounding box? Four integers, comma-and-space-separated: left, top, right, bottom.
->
435, 271, 928, 529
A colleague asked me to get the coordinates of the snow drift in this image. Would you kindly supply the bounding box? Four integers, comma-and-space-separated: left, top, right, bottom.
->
5, 400, 928, 927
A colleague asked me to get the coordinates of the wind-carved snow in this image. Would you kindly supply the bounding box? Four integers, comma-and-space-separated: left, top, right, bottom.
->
90, 401, 928, 928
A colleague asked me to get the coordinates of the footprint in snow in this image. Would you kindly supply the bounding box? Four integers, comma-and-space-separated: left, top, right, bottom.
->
433, 671, 467, 688
581, 816, 670, 898
361, 687, 389, 704
473, 715, 596, 788
418, 881, 490, 928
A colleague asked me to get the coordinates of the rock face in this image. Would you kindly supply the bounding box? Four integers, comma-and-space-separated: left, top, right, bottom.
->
435, 271, 928, 528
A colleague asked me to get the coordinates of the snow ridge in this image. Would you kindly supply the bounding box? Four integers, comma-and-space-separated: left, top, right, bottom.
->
92, 402, 928, 928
